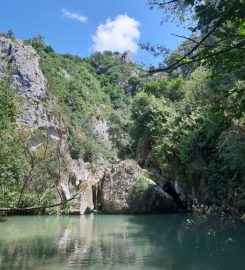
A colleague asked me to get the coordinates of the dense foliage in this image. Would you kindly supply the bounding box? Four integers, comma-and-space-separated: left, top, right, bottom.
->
0, 36, 142, 210
135, 0, 245, 214
0, 0, 244, 218
132, 67, 244, 211
0, 79, 61, 209
147, 0, 245, 75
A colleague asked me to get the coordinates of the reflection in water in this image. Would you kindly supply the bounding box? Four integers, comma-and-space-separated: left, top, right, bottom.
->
0, 214, 244, 270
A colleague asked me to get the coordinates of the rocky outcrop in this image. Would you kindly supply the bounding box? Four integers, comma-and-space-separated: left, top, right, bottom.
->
120, 51, 132, 63
59, 156, 108, 214
0, 37, 46, 100
101, 160, 177, 213
0, 37, 59, 129
92, 118, 111, 148
59, 159, 178, 215
112, 51, 132, 63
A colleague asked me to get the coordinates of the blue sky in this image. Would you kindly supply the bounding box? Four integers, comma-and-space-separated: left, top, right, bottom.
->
0, 0, 190, 65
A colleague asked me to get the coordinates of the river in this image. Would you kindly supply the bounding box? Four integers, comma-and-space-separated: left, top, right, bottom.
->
0, 214, 244, 269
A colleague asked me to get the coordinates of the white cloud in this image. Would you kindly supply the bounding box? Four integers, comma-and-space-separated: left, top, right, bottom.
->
62, 8, 88, 23
92, 14, 140, 53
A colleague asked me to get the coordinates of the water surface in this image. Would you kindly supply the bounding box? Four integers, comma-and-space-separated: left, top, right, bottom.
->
0, 214, 244, 270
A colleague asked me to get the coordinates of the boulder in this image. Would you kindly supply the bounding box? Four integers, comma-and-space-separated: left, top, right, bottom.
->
101, 160, 177, 213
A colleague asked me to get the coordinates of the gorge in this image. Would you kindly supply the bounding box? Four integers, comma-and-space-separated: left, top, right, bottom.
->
1, 1, 245, 269
0, 34, 244, 218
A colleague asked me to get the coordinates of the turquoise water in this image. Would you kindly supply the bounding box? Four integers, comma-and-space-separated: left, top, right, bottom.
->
0, 214, 244, 270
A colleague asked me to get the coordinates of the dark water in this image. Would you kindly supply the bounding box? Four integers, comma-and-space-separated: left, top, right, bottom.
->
0, 214, 244, 270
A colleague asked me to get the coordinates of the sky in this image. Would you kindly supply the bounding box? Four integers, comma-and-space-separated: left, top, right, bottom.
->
0, 0, 190, 65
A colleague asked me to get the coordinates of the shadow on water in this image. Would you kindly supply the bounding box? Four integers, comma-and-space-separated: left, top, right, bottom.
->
127, 214, 245, 270
0, 218, 7, 222
0, 214, 244, 270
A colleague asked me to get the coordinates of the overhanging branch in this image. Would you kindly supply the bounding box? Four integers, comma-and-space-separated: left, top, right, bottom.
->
0, 193, 79, 213
149, 43, 245, 74
147, 6, 235, 74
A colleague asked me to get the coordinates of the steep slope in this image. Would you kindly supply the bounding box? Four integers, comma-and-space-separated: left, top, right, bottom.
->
2, 35, 243, 217
0, 36, 179, 214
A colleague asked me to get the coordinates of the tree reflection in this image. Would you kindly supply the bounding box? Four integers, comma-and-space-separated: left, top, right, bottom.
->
0, 215, 244, 270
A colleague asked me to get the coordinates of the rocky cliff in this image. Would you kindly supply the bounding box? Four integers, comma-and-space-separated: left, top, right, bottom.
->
0, 37, 48, 128
0, 36, 184, 215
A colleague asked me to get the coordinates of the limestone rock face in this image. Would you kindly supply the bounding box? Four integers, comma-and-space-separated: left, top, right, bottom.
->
101, 160, 177, 213
112, 51, 132, 63
92, 118, 111, 148
120, 51, 132, 63
20, 102, 47, 128
59, 156, 108, 215
0, 37, 46, 100
0, 37, 60, 130
59, 158, 177, 215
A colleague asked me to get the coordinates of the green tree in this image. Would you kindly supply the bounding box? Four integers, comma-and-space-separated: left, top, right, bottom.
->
147, 0, 245, 74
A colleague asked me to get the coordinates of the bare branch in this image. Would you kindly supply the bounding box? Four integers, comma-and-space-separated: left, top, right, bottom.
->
149, 0, 178, 8
149, 43, 245, 74
150, 5, 235, 73
171, 33, 237, 50
171, 34, 215, 48
0, 193, 80, 213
